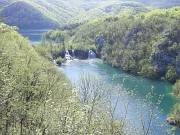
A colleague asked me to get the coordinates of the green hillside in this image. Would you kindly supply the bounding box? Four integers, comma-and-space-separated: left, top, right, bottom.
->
0, 1, 57, 28
149, 0, 180, 8
0, 0, 83, 28
69, 1, 152, 24
63, 0, 180, 9
42, 7, 180, 82
0, 23, 127, 135
1, 0, 180, 29
120, 0, 180, 8
40, 6, 180, 126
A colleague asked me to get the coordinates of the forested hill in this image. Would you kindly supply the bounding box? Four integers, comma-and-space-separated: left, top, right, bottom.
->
42, 7, 180, 83
69, 2, 152, 24
0, 23, 127, 135
0, 0, 180, 28
123, 0, 180, 8
0, 0, 148, 28
0, 1, 58, 28
0, 0, 83, 28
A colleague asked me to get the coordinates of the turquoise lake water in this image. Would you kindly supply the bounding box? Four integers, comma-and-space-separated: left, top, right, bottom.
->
19, 29, 180, 135
18, 29, 50, 44
60, 59, 180, 135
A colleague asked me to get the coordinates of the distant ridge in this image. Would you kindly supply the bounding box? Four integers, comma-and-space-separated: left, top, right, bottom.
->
0, 0, 83, 28
69, 1, 152, 24
0, 0, 179, 28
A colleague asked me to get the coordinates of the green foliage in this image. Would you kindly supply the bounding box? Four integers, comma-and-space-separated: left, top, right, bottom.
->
43, 30, 67, 44
1, 1, 58, 28
73, 44, 96, 52
139, 64, 158, 78
0, 23, 72, 134
56, 56, 64, 66
0, 23, 126, 134
174, 80, 180, 96
41, 25, 97, 59
166, 66, 177, 82
0, 23, 18, 32
1, 0, 179, 28
0, 24, 174, 133
41, 30, 67, 59
169, 79, 180, 127
43, 7, 179, 81
168, 103, 180, 127
77, 72, 171, 134
69, 1, 151, 24
0, 0, 82, 28
34, 45, 51, 58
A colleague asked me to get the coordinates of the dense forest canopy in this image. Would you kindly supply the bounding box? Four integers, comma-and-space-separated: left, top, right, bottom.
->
0, 23, 128, 135
0, 0, 83, 28
0, 0, 180, 133
69, 1, 153, 24
39, 5, 180, 127
42, 7, 180, 83
0, 23, 176, 134
0, 0, 180, 28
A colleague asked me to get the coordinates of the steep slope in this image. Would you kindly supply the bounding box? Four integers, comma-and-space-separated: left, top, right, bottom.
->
67, 0, 180, 24
1, 1, 57, 28
0, 23, 126, 135
24, 0, 82, 23
0, 0, 83, 28
0, 0, 179, 28
42, 7, 180, 82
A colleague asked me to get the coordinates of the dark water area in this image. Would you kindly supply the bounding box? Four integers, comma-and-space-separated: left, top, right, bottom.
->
60, 59, 180, 135
18, 29, 50, 44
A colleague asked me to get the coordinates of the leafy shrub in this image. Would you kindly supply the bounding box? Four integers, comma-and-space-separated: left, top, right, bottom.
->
56, 56, 64, 66
166, 66, 177, 82
173, 80, 180, 95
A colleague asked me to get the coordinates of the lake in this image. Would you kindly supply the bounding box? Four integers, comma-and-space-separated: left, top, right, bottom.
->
60, 59, 180, 135
18, 29, 50, 44
19, 29, 180, 135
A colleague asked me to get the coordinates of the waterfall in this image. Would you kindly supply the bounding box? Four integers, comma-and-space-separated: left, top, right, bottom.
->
88, 50, 96, 59
72, 50, 76, 59
65, 50, 69, 55
64, 50, 72, 60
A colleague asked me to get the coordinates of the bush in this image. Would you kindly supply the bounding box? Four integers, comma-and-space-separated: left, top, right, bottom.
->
173, 80, 180, 95
165, 66, 177, 82
56, 56, 64, 65
168, 103, 180, 127
140, 64, 158, 78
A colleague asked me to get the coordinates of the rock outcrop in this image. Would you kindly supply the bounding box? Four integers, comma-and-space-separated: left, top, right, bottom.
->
152, 28, 180, 80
